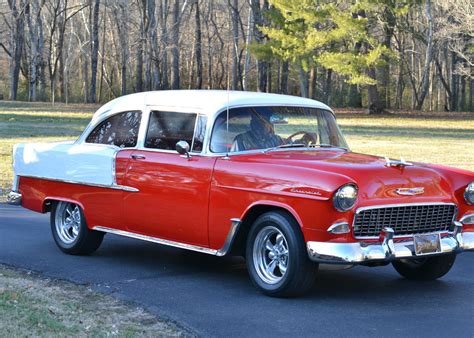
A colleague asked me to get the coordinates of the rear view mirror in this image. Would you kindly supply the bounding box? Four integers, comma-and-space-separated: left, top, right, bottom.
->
176, 140, 191, 159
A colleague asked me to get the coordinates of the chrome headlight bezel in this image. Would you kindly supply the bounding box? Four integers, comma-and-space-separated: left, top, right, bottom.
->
464, 182, 474, 205
333, 184, 358, 212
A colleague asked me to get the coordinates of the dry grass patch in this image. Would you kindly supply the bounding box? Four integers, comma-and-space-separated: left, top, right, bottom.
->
0, 265, 186, 337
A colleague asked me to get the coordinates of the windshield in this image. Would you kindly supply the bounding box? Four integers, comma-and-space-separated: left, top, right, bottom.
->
210, 106, 348, 153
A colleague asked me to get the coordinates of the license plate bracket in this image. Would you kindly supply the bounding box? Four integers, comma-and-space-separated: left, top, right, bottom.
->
413, 233, 441, 256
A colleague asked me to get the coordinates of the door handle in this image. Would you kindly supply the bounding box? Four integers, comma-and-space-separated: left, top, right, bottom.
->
131, 154, 146, 160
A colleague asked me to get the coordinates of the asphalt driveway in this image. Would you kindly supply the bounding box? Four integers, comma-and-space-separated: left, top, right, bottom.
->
1, 204, 473, 337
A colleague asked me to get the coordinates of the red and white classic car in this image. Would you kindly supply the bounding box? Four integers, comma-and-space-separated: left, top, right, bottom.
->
8, 90, 474, 297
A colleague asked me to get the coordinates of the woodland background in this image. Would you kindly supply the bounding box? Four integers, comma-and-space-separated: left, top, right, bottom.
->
0, 0, 472, 113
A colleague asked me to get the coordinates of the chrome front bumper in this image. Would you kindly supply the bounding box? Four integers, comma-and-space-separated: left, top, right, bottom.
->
7, 191, 22, 205
307, 223, 474, 264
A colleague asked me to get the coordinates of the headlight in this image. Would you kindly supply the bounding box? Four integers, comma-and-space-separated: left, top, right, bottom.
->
333, 184, 358, 212
465, 182, 474, 205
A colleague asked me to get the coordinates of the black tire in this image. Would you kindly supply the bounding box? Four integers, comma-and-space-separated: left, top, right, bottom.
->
50, 201, 104, 255
392, 254, 456, 281
245, 211, 318, 297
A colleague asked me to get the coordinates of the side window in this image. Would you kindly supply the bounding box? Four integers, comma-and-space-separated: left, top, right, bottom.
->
191, 116, 207, 152
145, 111, 197, 150
86, 111, 141, 148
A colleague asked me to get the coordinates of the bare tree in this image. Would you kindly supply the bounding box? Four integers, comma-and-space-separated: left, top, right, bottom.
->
8, 0, 26, 101
415, 0, 434, 110
193, 0, 202, 88
89, 0, 100, 102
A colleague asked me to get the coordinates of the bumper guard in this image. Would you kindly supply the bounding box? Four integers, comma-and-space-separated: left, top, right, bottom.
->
7, 191, 22, 206
307, 221, 474, 264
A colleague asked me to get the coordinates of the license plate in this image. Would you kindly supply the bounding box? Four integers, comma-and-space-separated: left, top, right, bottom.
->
413, 233, 441, 256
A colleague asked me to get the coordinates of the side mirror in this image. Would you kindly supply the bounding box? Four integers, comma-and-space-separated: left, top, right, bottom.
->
176, 140, 191, 159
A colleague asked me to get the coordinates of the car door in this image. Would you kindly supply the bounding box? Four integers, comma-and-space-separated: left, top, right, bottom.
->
122, 110, 216, 247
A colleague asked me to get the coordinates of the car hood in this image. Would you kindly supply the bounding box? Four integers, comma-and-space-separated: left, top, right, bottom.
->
236, 149, 455, 204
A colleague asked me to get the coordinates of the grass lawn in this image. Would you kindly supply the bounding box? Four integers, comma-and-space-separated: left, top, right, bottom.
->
0, 101, 473, 200
338, 112, 474, 171
0, 265, 183, 336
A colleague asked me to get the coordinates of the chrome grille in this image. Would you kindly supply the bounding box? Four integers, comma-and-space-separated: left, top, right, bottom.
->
353, 204, 456, 238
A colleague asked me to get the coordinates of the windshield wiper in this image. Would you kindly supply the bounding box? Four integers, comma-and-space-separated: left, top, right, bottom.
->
309, 143, 348, 150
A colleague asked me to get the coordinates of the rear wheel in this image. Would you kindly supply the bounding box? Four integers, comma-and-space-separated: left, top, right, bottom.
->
392, 254, 456, 281
51, 201, 104, 255
245, 211, 318, 297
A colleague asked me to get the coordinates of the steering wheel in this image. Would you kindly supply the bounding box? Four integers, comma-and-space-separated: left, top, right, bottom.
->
286, 131, 318, 146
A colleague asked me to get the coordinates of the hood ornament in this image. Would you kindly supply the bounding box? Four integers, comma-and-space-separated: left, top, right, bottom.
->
384, 156, 413, 168
395, 187, 425, 196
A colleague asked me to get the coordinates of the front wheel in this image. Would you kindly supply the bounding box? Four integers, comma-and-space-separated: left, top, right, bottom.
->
392, 254, 456, 281
245, 211, 318, 297
51, 201, 104, 255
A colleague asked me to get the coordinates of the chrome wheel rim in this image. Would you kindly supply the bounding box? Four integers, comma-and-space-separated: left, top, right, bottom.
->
55, 202, 81, 244
253, 226, 289, 285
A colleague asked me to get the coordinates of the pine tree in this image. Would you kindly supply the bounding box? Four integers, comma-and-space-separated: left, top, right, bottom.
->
258, 0, 408, 113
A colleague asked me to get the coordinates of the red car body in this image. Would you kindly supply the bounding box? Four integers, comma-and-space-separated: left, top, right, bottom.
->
8, 90, 474, 296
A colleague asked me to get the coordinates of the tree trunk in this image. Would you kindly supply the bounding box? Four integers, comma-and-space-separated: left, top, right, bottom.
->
170, 0, 180, 89
325, 68, 332, 104
450, 51, 458, 111
379, 8, 395, 109
113, 0, 129, 95
415, 0, 434, 110
469, 72, 473, 112
89, 0, 100, 102
228, 0, 239, 90
136, 0, 146, 92
367, 67, 385, 114
309, 67, 317, 99
242, 1, 253, 91
146, 0, 160, 90
9, 0, 26, 101
395, 33, 404, 109
279, 60, 289, 94
251, 0, 268, 92
194, 0, 202, 89
460, 74, 466, 111
98, 1, 108, 101
26, 0, 41, 101
298, 63, 308, 98
37, 11, 46, 101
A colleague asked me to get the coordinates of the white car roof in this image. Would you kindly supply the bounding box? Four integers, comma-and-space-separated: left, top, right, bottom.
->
92, 90, 332, 121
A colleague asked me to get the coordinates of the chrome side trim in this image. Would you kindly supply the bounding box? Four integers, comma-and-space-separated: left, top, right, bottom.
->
20, 175, 139, 192
460, 214, 474, 225
92, 218, 242, 257
7, 191, 22, 205
93, 226, 219, 255
216, 218, 242, 256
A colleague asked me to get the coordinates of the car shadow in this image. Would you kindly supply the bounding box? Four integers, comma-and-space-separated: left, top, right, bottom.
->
93, 235, 457, 302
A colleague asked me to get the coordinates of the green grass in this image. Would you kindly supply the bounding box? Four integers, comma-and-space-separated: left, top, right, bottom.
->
338, 113, 474, 171
0, 101, 97, 200
1, 101, 473, 200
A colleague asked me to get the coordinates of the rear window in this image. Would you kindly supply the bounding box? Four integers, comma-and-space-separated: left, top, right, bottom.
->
86, 111, 141, 148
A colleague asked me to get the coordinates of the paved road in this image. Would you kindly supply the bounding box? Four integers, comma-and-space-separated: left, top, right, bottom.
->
1, 204, 473, 337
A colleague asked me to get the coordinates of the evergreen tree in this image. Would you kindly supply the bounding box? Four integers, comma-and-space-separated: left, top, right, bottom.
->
259, 0, 412, 113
